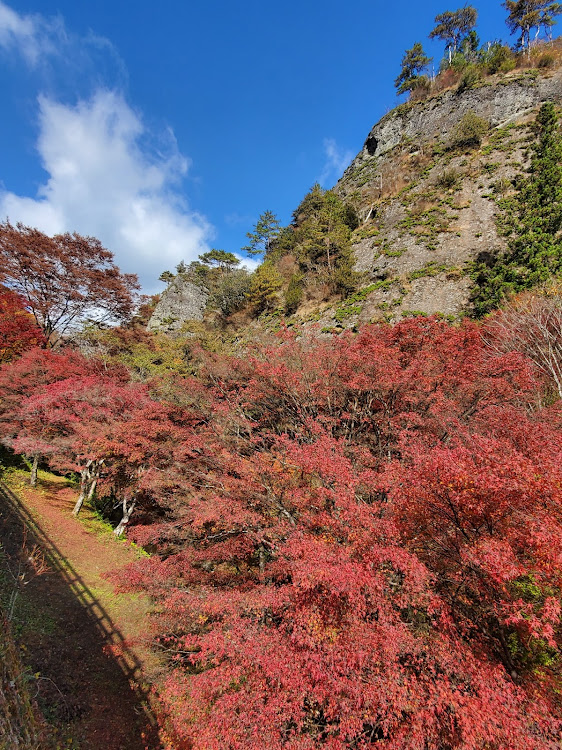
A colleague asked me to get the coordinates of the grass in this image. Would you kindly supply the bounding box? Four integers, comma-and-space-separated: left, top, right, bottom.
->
0, 613, 47, 750
331, 278, 405, 325
408, 263, 461, 281
481, 123, 519, 156
352, 225, 380, 241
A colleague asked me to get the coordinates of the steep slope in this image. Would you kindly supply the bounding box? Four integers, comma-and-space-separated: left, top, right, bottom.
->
148, 65, 562, 336
311, 66, 562, 327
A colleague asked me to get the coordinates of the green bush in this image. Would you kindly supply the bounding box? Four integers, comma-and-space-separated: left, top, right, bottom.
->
437, 168, 460, 190
457, 65, 481, 93
492, 177, 512, 197
484, 44, 516, 75
285, 273, 304, 314
538, 53, 556, 69
451, 112, 489, 149
212, 269, 252, 316
450, 51, 470, 72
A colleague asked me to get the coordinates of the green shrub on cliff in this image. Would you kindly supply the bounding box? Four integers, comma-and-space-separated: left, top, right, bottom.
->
451, 112, 489, 149
472, 102, 562, 314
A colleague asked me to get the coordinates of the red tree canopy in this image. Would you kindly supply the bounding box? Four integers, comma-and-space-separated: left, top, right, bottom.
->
0, 286, 45, 363
0, 347, 127, 453
112, 319, 562, 749
3, 316, 561, 748
0, 221, 139, 346
10, 375, 147, 475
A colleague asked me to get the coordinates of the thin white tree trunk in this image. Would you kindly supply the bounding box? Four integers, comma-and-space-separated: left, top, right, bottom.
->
114, 496, 137, 537
86, 459, 103, 506
86, 476, 98, 503
29, 455, 39, 488
72, 466, 90, 516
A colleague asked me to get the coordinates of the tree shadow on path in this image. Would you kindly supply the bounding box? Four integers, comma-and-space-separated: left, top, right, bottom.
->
0, 481, 163, 750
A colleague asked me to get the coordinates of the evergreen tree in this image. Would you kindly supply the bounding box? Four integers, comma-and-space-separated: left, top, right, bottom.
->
290, 184, 360, 295
460, 29, 480, 62
212, 269, 251, 316
472, 102, 562, 314
429, 6, 478, 64
510, 102, 562, 279
394, 43, 432, 95
242, 211, 281, 257
248, 262, 282, 313
198, 249, 240, 271
159, 270, 175, 285
284, 273, 304, 314
503, 1, 562, 52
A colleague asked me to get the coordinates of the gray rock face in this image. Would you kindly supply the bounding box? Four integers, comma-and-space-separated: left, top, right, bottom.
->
148, 277, 209, 332
318, 69, 562, 327
345, 69, 562, 170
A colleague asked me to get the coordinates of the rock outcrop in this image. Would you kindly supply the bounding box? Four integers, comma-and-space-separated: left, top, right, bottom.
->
342, 68, 562, 178
147, 69, 562, 335
148, 277, 209, 332
306, 67, 562, 328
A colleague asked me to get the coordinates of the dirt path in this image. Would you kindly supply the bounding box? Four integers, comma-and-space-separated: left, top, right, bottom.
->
0, 471, 163, 750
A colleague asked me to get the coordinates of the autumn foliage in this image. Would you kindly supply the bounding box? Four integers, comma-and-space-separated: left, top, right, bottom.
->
2, 314, 562, 748
0, 221, 139, 346
113, 319, 562, 749
0, 287, 45, 363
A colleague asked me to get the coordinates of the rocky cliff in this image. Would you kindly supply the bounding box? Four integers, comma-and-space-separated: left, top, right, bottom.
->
301, 66, 562, 329
343, 69, 562, 170
148, 277, 209, 332
149, 67, 562, 335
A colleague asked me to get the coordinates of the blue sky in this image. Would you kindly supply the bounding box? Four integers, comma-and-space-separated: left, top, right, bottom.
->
0, 1, 513, 290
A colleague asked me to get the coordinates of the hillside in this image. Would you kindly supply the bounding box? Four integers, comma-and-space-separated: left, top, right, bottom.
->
149, 55, 562, 337
330, 65, 562, 325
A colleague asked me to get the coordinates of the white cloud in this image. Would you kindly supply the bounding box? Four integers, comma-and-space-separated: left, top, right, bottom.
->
0, 1, 39, 63
318, 138, 353, 187
0, 90, 213, 290
237, 255, 261, 272
0, 1, 66, 67
0, 1, 213, 291
0, 1, 124, 82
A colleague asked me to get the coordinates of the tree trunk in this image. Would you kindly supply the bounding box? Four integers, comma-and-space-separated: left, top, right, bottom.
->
29, 455, 39, 488
114, 496, 137, 537
86, 459, 103, 506
72, 466, 90, 516
72, 490, 86, 517
86, 476, 98, 503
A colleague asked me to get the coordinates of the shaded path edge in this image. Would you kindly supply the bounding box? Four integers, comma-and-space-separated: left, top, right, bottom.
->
0, 479, 164, 749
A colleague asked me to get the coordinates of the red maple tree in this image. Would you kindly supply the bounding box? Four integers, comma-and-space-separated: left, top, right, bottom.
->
113, 319, 562, 749
0, 287, 45, 363
0, 221, 139, 346
3, 313, 561, 747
